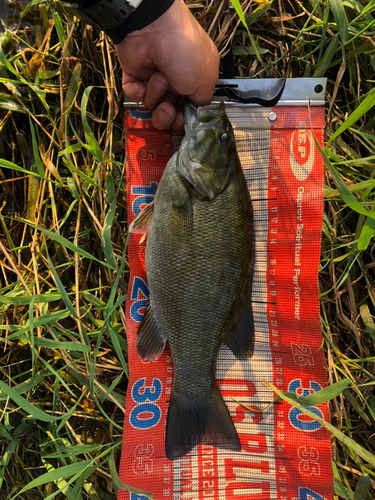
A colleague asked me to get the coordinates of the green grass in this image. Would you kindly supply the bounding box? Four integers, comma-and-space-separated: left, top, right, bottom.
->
0, 0, 374, 498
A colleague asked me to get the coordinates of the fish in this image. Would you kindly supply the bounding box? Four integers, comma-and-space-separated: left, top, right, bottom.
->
129, 100, 254, 460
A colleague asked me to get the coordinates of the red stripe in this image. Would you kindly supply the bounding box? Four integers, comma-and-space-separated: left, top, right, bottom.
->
267, 106, 332, 500
118, 109, 174, 500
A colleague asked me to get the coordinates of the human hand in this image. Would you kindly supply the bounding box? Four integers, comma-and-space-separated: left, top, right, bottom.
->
114, 0, 220, 131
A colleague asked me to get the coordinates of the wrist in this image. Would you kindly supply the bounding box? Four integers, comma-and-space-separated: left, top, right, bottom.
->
126, 0, 188, 37
107, 0, 176, 44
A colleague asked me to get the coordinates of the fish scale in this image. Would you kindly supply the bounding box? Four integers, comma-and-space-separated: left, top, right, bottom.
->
130, 101, 254, 460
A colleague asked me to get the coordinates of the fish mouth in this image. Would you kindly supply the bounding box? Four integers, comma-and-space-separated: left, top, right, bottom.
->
197, 102, 225, 122
184, 100, 198, 138
184, 100, 225, 137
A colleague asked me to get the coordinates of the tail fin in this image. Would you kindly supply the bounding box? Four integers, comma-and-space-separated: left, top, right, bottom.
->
165, 385, 241, 460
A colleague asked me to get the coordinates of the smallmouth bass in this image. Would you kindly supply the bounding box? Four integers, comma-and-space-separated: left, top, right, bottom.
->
130, 101, 254, 460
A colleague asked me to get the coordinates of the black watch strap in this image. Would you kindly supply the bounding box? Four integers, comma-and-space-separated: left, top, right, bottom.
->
64, 0, 139, 31
64, 0, 176, 44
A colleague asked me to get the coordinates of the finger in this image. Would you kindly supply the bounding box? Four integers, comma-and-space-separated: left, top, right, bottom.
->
161, 90, 180, 107
123, 80, 146, 103
124, 83, 179, 106
171, 108, 185, 133
142, 72, 170, 110
187, 38, 220, 107
119, 61, 157, 82
151, 101, 176, 130
122, 66, 164, 103
188, 72, 218, 107
121, 71, 146, 102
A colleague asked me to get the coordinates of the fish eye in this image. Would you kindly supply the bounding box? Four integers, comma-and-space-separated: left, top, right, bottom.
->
219, 132, 228, 144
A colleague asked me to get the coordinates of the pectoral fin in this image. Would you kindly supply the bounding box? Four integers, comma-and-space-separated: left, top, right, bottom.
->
136, 299, 167, 360
171, 175, 193, 240
129, 201, 154, 234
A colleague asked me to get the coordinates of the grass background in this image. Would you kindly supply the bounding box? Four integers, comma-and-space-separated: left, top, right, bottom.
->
0, 0, 374, 498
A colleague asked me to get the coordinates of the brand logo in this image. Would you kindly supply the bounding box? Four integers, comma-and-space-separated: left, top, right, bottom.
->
130, 108, 153, 120
290, 129, 314, 181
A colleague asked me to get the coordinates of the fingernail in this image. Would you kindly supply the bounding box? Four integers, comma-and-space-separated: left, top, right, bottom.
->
153, 78, 167, 92
136, 85, 145, 98
176, 115, 184, 128
158, 109, 172, 124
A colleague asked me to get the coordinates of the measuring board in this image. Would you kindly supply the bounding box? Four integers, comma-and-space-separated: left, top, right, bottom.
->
118, 78, 332, 500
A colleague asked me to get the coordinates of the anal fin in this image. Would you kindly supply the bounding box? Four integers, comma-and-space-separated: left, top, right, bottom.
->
136, 299, 167, 360
224, 298, 255, 359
